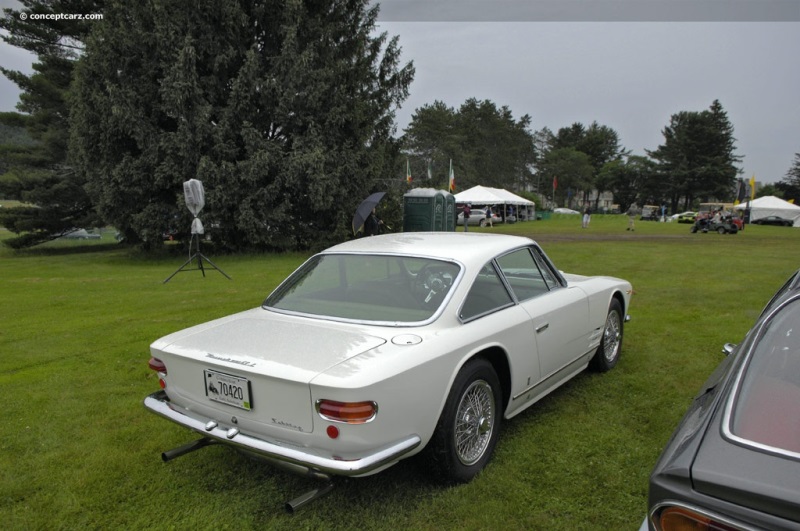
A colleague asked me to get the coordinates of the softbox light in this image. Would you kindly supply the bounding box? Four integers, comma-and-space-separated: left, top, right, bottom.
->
163, 178, 230, 283
183, 179, 205, 235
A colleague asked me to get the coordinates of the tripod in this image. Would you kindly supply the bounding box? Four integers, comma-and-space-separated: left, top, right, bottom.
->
163, 232, 231, 283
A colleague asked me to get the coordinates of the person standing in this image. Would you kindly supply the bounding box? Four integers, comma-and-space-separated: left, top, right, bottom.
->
485, 205, 494, 227
626, 203, 639, 231
462, 204, 471, 232
582, 205, 592, 228
364, 207, 383, 236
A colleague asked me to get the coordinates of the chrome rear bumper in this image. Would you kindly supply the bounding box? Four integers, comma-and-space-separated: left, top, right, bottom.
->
144, 391, 421, 479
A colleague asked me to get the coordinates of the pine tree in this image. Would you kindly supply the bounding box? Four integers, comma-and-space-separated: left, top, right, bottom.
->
0, 0, 104, 248
70, 0, 413, 251
648, 100, 741, 212
776, 152, 800, 202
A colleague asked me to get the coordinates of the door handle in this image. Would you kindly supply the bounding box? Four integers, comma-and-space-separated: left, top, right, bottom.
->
536, 323, 549, 333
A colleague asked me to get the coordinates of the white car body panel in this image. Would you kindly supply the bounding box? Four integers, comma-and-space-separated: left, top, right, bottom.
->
144, 232, 632, 479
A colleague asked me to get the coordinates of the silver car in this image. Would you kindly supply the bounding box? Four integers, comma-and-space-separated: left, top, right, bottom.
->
458, 209, 501, 226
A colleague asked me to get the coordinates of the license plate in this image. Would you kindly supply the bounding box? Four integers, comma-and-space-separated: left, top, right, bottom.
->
204, 369, 252, 411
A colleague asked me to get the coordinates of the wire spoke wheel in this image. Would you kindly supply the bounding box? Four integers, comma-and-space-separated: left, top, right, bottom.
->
590, 299, 624, 372
602, 310, 622, 363
428, 358, 502, 482
454, 380, 496, 466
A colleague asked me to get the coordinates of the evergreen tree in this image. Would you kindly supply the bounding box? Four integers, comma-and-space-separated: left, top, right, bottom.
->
0, 0, 104, 248
70, 0, 413, 251
648, 100, 741, 212
402, 100, 461, 188
776, 152, 800, 203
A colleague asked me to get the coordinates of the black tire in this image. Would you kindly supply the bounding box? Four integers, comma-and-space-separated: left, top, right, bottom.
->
690, 225, 698, 233
717, 226, 726, 234
428, 358, 502, 483
589, 299, 624, 372
479, 219, 487, 227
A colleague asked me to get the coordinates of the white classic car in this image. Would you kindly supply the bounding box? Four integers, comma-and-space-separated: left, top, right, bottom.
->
145, 233, 632, 496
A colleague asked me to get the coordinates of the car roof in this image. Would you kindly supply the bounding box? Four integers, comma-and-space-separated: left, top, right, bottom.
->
323, 232, 535, 265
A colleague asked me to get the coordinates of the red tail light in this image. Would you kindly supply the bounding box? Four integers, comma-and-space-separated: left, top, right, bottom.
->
148, 357, 167, 373
316, 400, 377, 424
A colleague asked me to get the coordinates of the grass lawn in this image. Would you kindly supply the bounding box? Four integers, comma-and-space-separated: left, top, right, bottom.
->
1, 216, 799, 530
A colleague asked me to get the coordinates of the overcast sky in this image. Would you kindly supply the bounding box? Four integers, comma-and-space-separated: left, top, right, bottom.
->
2, 0, 798, 183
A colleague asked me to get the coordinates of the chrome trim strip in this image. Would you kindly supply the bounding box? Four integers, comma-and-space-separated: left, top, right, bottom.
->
721, 294, 800, 461
648, 500, 752, 531
314, 399, 379, 424
144, 391, 421, 477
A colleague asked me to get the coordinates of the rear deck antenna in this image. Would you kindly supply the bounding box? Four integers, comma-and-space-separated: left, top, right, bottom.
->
163, 179, 231, 283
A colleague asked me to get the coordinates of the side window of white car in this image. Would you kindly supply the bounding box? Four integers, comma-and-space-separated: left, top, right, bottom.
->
496, 248, 549, 302
530, 247, 562, 290
460, 263, 514, 321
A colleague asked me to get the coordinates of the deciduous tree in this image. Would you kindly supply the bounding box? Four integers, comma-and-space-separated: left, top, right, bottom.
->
402, 98, 535, 192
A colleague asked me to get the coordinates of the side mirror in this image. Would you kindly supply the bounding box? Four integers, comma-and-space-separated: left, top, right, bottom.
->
722, 343, 736, 356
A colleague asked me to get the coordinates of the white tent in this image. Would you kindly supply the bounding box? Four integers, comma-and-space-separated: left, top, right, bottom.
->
455, 185, 533, 206
454, 185, 535, 221
733, 196, 800, 227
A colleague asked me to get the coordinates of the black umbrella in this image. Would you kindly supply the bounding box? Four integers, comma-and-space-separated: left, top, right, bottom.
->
352, 192, 386, 235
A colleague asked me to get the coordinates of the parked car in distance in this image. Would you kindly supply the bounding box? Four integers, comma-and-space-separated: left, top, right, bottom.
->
553, 208, 579, 215
669, 211, 696, 223
457, 208, 501, 226
642, 268, 800, 531
752, 215, 794, 227
61, 228, 101, 240
145, 233, 633, 493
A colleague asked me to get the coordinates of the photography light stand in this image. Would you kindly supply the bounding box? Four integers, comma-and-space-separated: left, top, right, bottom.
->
163, 179, 231, 284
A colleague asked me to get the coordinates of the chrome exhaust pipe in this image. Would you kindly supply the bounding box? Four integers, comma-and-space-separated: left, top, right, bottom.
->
284, 482, 335, 514
161, 437, 216, 462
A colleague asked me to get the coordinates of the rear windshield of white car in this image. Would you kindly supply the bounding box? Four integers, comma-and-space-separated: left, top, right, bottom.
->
730, 297, 800, 456
264, 254, 461, 324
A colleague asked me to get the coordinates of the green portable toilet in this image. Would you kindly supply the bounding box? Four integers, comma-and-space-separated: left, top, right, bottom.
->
403, 188, 456, 232
444, 193, 456, 231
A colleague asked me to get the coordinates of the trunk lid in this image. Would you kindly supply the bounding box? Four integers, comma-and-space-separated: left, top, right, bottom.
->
151, 308, 387, 433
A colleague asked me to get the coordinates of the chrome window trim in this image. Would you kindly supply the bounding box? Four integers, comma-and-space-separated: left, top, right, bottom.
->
458, 259, 515, 323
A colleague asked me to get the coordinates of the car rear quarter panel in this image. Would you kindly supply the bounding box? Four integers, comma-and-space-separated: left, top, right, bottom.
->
308, 308, 537, 454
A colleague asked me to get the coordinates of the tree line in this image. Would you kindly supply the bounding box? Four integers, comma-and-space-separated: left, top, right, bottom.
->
1, 0, 797, 251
